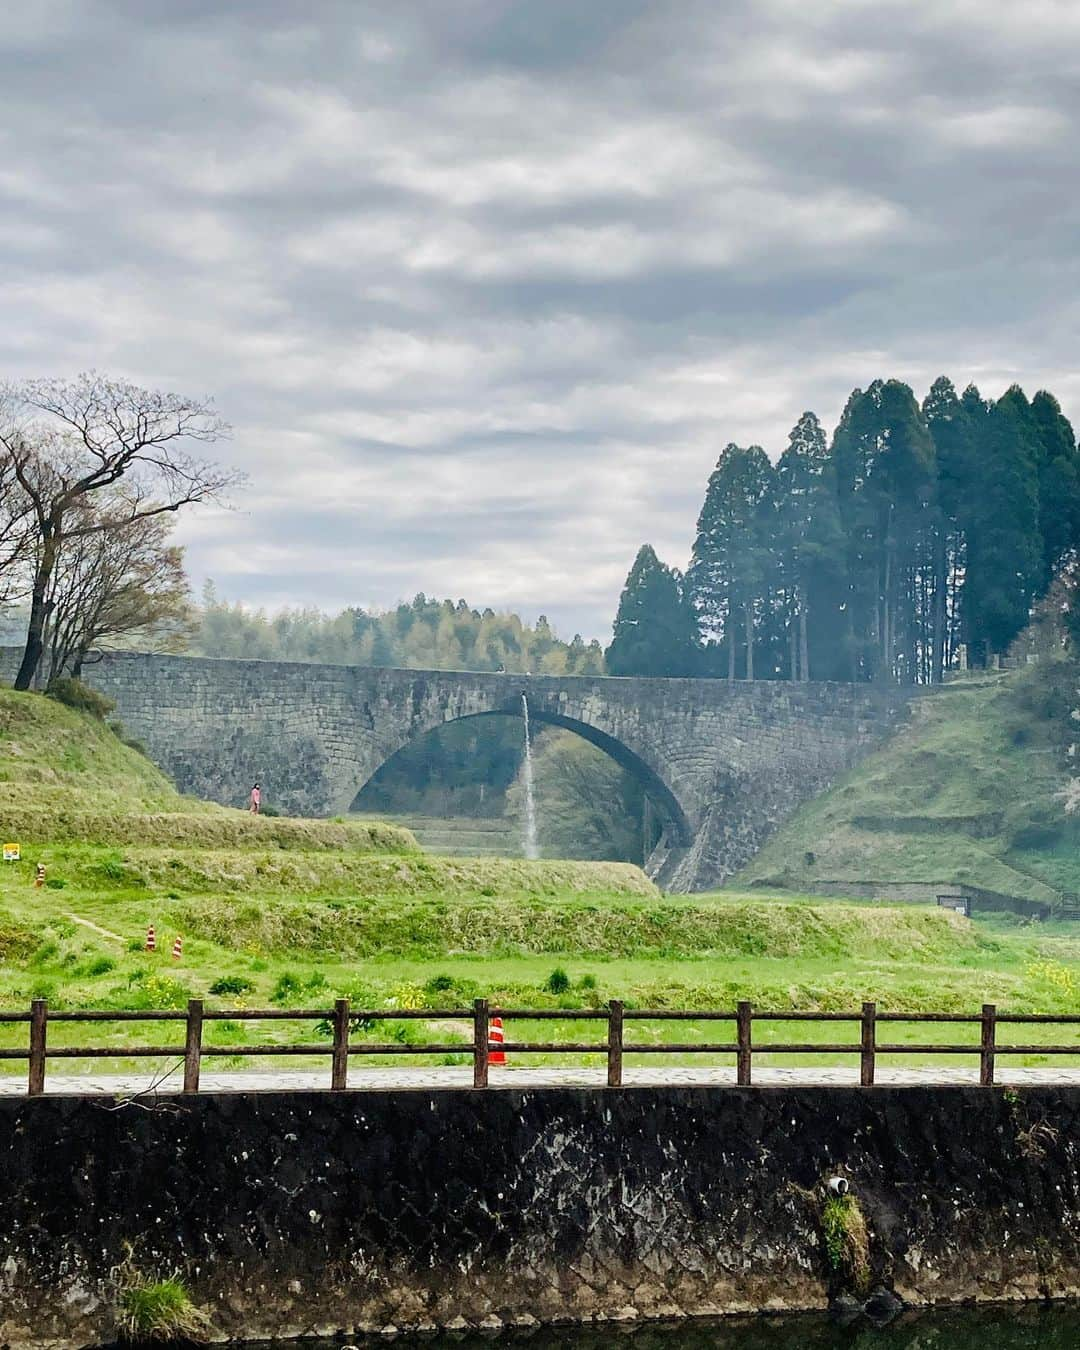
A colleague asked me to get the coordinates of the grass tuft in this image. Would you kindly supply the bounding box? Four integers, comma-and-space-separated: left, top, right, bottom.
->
822, 1193, 870, 1292
117, 1273, 210, 1343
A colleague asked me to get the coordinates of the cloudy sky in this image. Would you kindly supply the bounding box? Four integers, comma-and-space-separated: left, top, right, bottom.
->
1, 1, 1078, 640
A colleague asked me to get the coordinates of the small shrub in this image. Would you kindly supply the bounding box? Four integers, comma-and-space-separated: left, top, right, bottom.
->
270, 968, 326, 1004
209, 975, 254, 996
45, 877, 66, 890
260, 804, 281, 817
85, 956, 117, 977
0, 923, 39, 962
125, 973, 189, 1011
579, 973, 597, 991
388, 981, 425, 1010
29, 938, 60, 966
544, 967, 571, 995
46, 677, 116, 720
822, 1193, 870, 1292
91, 855, 147, 888
426, 972, 456, 993
117, 1273, 210, 1343
271, 971, 304, 1004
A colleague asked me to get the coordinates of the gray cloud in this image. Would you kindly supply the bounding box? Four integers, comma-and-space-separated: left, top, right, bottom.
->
1, 0, 1077, 639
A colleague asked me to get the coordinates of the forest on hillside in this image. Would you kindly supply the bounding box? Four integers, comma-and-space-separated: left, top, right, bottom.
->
609, 377, 1080, 684
193, 588, 605, 675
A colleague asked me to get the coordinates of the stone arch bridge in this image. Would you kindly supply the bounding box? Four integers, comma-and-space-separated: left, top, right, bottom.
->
12, 651, 920, 892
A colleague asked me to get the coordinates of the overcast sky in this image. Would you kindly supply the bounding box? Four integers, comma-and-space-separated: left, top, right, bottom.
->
2, 1, 1078, 641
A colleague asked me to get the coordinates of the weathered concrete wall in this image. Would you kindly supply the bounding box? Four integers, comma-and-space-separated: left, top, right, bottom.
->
0, 650, 917, 890
1, 1085, 1078, 1348
798, 881, 1052, 919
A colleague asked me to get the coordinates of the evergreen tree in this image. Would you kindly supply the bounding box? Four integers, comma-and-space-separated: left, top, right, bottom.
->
963, 385, 1043, 663
1030, 390, 1080, 587
923, 377, 978, 680
687, 445, 776, 680
776, 411, 829, 680
799, 461, 849, 681
369, 625, 395, 667
831, 380, 935, 681
606, 544, 698, 677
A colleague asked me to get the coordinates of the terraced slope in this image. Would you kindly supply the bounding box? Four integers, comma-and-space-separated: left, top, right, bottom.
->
734, 664, 1078, 908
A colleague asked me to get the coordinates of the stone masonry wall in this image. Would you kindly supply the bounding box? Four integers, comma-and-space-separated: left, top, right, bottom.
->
1, 1085, 1079, 1348
0, 650, 917, 889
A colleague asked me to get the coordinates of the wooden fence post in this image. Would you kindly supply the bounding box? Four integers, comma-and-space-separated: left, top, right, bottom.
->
980, 1003, 997, 1086
28, 999, 47, 1097
737, 1001, 752, 1086
607, 1000, 624, 1087
183, 999, 203, 1093
331, 998, 350, 1091
860, 1001, 876, 1087
473, 998, 489, 1089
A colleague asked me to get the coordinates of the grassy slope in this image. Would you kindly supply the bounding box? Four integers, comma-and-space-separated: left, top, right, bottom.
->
734, 666, 1077, 906
0, 689, 419, 852
0, 684, 1077, 1074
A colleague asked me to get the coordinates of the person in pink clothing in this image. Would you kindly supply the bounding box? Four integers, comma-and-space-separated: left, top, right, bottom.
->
249, 782, 261, 814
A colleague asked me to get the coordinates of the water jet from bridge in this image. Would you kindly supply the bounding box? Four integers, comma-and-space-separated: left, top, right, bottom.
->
521, 693, 540, 860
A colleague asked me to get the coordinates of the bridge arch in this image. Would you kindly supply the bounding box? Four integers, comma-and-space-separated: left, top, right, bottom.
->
350, 705, 694, 851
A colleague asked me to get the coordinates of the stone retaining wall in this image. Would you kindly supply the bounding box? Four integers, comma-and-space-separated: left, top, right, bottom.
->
1, 1084, 1078, 1347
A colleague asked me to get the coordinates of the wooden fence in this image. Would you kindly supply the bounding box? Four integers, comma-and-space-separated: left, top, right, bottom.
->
2, 999, 1078, 1095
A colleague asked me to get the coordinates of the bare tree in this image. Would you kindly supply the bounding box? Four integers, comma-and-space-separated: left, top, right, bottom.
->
0, 373, 237, 689
40, 500, 194, 687
0, 440, 36, 610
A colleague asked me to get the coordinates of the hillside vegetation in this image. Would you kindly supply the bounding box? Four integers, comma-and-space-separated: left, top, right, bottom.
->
0, 682, 1077, 1078
0, 689, 417, 852
735, 662, 1079, 906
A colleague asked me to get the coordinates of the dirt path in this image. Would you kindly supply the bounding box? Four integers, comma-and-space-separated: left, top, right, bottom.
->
63, 912, 125, 944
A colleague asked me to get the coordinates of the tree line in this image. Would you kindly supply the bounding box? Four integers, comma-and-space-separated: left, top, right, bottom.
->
194, 589, 605, 676
0, 373, 235, 691
607, 377, 1080, 683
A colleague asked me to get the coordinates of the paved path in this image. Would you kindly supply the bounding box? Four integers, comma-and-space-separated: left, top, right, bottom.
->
4, 1065, 1080, 1096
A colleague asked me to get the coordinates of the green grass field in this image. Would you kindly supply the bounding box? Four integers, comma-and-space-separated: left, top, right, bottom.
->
0, 682, 1078, 1079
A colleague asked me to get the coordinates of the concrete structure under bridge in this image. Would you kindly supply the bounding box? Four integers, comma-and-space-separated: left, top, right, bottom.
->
1, 651, 918, 891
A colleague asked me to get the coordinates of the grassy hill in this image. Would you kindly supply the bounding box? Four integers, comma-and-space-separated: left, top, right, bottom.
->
734, 662, 1080, 908
0, 688, 417, 852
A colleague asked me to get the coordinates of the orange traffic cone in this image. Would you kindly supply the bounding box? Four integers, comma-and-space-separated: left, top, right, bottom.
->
145, 924, 156, 952
171, 934, 183, 961
489, 1016, 506, 1066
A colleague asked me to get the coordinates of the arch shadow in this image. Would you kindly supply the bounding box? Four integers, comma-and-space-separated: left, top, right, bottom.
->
353, 707, 693, 849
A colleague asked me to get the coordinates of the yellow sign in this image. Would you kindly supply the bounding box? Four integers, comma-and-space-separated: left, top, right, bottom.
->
3, 843, 20, 862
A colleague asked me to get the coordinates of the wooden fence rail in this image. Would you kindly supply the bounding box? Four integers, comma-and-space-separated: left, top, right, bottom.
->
2, 998, 1078, 1095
